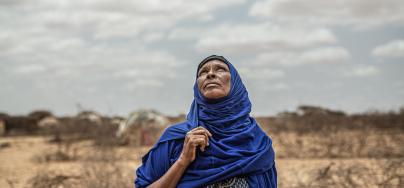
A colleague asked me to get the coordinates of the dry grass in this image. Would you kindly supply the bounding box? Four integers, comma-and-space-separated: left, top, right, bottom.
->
29, 163, 132, 188
272, 130, 404, 159
29, 148, 134, 188
1, 107, 404, 188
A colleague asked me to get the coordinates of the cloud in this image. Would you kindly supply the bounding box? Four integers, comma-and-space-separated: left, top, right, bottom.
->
265, 82, 291, 91
238, 67, 284, 80
3, 37, 183, 89
344, 65, 380, 77
1, 0, 246, 40
249, 0, 404, 29
167, 28, 201, 41
194, 23, 336, 53
123, 79, 164, 91
255, 46, 350, 66
372, 39, 404, 58
1, 0, 403, 116
1, 0, 221, 92
12, 64, 47, 74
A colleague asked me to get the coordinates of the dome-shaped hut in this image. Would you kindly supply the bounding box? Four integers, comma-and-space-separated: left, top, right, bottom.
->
116, 109, 169, 146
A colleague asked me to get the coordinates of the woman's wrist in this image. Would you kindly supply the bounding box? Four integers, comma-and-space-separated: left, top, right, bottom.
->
177, 155, 191, 167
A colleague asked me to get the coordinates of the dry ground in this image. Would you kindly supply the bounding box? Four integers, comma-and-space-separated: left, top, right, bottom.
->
0, 136, 403, 188
0, 136, 142, 188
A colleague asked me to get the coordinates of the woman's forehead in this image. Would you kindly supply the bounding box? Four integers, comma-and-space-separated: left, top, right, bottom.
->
198, 60, 229, 72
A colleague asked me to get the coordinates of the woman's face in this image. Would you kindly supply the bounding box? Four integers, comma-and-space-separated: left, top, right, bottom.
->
197, 60, 231, 100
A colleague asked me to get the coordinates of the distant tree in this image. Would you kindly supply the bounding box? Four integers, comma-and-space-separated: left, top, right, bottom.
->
0, 112, 9, 120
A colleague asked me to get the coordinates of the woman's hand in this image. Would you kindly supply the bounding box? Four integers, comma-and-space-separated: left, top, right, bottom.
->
178, 126, 212, 166
148, 127, 212, 188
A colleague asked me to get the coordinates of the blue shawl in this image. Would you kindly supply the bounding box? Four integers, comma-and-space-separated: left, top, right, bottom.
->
135, 55, 276, 188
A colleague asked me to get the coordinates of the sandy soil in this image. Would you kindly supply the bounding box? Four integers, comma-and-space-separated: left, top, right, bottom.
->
0, 136, 398, 188
0, 136, 143, 188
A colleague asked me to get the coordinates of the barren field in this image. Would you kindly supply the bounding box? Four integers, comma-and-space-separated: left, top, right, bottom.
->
1, 135, 403, 188
1, 107, 403, 187
0, 136, 142, 188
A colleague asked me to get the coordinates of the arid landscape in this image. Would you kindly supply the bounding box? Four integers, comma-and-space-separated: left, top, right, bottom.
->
1, 106, 403, 188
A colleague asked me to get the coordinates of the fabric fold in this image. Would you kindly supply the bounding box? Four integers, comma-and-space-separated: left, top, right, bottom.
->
135, 55, 276, 188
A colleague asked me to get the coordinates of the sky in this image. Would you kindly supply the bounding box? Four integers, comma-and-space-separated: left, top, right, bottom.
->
1, 0, 404, 116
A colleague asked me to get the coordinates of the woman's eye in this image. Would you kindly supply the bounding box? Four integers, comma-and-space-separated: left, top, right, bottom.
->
199, 71, 207, 76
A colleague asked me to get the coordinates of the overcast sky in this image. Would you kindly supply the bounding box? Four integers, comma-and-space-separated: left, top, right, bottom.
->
1, 0, 404, 116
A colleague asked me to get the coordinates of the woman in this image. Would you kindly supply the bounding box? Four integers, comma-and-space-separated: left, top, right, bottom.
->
135, 55, 277, 188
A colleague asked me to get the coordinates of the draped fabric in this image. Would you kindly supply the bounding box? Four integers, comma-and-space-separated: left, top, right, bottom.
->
135, 55, 276, 188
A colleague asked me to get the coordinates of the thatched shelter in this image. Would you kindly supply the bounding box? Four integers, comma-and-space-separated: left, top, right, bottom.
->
76, 111, 103, 125
38, 116, 60, 129
116, 109, 169, 146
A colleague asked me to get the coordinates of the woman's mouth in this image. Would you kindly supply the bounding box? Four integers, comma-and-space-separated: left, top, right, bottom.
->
205, 83, 220, 89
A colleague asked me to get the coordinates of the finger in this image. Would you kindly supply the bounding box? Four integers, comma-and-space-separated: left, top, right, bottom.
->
198, 127, 213, 137
191, 137, 207, 152
189, 136, 205, 148
188, 130, 210, 145
184, 139, 197, 158
195, 136, 207, 151
192, 126, 212, 137
189, 128, 212, 144
188, 130, 209, 139
188, 127, 211, 147
185, 140, 197, 161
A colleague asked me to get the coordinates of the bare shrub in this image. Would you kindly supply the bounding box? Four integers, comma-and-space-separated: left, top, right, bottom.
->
288, 159, 404, 188
29, 168, 81, 188
79, 148, 133, 188
377, 159, 404, 187
30, 148, 133, 188
0, 141, 11, 149
82, 147, 121, 162
32, 141, 77, 163
3, 116, 39, 135
54, 116, 121, 147
79, 161, 132, 188
273, 130, 404, 159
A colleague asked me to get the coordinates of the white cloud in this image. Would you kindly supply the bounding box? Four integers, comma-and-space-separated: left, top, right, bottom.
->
5, 0, 246, 40
265, 82, 291, 91
167, 28, 201, 41
344, 65, 380, 77
249, 0, 404, 29
194, 23, 336, 53
1, 0, 403, 116
256, 47, 350, 66
372, 39, 404, 58
0, 0, 243, 88
143, 32, 165, 43
1, 0, 208, 91
4, 39, 182, 89
238, 67, 284, 80
123, 79, 164, 91
13, 64, 47, 74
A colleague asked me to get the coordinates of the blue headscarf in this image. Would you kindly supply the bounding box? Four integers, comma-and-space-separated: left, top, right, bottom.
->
136, 55, 275, 187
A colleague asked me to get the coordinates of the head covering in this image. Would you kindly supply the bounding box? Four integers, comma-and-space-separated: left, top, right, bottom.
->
137, 55, 275, 187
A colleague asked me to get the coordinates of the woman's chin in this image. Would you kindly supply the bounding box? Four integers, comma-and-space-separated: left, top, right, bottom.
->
203, 91, 226, 100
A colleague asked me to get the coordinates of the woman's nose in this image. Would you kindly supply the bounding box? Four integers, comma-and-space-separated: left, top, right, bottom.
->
206, 70, 216, 79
